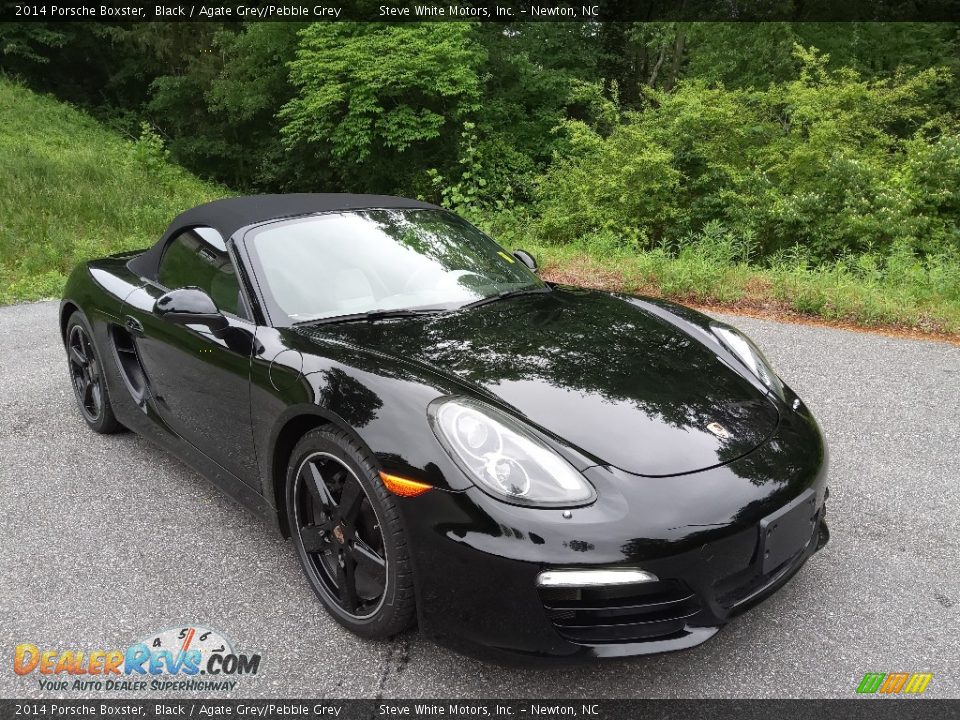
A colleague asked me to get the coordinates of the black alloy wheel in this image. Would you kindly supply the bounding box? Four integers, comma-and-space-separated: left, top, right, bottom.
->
287, 428, 416, 638
66, 313, 121, 433
296, 452, 387, 617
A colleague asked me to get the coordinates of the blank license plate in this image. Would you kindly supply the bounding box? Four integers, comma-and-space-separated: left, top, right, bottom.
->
759, 489, 817, 574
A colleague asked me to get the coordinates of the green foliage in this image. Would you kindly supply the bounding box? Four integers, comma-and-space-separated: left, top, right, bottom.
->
142, 24, 244, 186
0, 79, 223, 304
202, 23, 308, 190
427, 121, 523, 222
533, 48, 959, 262
280, 23, 484, 192
536, 117, 681, 247
130, 122, 171, 175
0, 23, 66, 65
2, 22, 960, 334
532, 234, 960, 334
682, 23, 800, 88
682, 23, 959, 93
207, 24, 302, 123
427, 122, 486, 218
465, 24, 612, 201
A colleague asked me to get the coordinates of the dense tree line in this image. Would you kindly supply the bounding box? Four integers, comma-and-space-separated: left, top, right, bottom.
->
1, 21, 958, 262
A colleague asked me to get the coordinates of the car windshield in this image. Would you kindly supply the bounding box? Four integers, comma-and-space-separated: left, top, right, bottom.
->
248, 208, 545, 323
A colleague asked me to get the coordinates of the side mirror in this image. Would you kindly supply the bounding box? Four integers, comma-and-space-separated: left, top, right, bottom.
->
512, 249, 538, 272
154, 287, 228, 335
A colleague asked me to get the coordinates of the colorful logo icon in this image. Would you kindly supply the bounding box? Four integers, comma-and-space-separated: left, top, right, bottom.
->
856, 672, 933, 695
13, 626, 261, 692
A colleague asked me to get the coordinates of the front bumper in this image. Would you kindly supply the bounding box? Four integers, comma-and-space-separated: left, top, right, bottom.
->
399, 400, 830, 663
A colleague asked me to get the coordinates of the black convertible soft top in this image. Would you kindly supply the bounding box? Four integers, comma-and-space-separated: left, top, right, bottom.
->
128, 193, 441, 279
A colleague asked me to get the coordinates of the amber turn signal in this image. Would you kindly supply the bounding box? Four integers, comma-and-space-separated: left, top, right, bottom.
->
379, 471, 433, 497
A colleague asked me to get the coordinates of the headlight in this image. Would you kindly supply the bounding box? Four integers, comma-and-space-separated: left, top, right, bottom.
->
428, 397, 596, 507
711, 324, 785, 400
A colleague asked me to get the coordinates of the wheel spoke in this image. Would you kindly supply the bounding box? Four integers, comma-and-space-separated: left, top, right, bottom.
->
336, 554, 359, 612
80, 377, 93, 407
350, 538, 386, 574
69, 346, 86, 366
305, 462, 337, 509
90, 381, 102, 414
338, 479, 364, 523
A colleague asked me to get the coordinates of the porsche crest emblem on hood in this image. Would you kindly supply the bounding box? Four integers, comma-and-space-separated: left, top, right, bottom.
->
707, 422, 732, 440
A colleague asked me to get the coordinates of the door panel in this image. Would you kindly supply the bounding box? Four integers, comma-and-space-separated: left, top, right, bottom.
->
121, 282, 260, 489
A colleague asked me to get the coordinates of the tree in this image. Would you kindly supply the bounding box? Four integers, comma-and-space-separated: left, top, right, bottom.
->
0, 23, 66, 67
280, 23, 485, 193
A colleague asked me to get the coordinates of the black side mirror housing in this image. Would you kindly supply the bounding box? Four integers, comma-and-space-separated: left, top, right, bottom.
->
512, 249, 538, 272
155, 287, 229, 335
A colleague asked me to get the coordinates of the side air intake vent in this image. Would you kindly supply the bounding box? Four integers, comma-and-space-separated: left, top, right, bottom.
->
109, 324, 148, 407
539, 579, 701, 645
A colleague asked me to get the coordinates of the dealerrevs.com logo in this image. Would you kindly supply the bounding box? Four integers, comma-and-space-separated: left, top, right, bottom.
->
14, 626, 261, 692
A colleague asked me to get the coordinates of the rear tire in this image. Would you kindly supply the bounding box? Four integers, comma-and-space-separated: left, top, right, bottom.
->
286, 427, 416, 639
65, 311, 122, 434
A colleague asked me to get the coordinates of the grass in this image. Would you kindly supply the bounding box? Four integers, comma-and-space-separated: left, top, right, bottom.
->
1, 78, 957, 339
0, 78, 223, 304
530, 236, 960, 339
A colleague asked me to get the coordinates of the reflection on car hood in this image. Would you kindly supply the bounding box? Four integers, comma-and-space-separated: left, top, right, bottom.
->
300, 287, 779, 476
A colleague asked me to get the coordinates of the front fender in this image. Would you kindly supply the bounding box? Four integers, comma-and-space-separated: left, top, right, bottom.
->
250, 327, 476, 533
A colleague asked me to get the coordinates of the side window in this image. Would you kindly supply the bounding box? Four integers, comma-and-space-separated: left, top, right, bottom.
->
157, 227, 243, 317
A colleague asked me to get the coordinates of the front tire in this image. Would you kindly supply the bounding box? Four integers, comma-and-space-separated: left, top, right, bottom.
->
65, 311, 122, 434
286, 427, 416, 639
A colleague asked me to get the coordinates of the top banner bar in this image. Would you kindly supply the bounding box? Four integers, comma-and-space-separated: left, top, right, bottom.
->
4, 0, 960, 23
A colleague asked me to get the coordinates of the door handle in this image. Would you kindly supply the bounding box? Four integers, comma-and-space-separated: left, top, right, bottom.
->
124, 315, 145, 336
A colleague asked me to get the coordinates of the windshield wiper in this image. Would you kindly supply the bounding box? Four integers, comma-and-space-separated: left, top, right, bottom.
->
460, 286, 551, 310
294, 308, 445, 327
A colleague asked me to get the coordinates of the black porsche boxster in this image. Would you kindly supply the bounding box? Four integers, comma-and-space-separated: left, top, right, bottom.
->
61, 194, 828, 661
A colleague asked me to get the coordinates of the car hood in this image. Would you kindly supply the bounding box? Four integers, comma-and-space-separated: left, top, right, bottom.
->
299, 287, 779, 476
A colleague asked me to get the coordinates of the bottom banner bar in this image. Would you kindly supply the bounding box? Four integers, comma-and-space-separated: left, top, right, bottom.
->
1, 699, 957, 720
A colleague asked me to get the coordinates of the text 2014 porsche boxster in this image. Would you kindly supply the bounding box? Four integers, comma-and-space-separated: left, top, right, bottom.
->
61, 194, 829, 661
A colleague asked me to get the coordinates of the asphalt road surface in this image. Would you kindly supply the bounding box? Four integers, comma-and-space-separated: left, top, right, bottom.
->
1, 300, 958, 699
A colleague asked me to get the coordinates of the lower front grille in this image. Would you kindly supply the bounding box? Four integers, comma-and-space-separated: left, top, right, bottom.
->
539, 579, 701, 645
